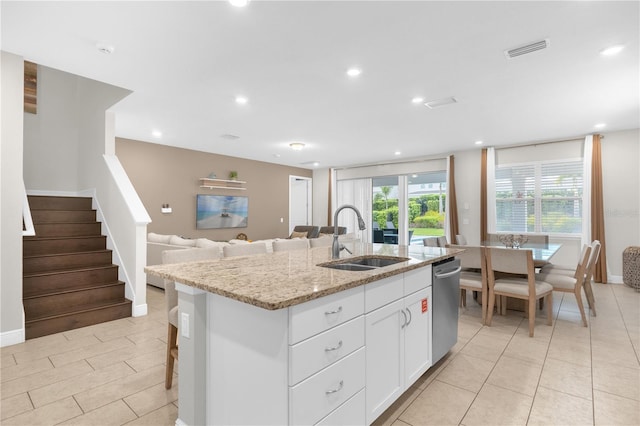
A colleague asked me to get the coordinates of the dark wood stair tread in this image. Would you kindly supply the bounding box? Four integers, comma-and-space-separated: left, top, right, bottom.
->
23, 281, 125, 300
25, 299, 132, 323
24, 264, 118, 278
23, 249, 112, 259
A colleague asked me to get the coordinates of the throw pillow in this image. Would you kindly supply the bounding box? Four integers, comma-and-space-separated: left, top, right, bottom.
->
290, 231, 308, 239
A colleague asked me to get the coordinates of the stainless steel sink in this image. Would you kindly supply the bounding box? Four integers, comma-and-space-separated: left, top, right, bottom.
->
319, 255, 410, 271
323, 263, 378, 271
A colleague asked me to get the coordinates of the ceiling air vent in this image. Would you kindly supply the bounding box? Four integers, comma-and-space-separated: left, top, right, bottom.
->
423, 97, 457, 109
505, 39, 550, 59
220, 134, 240, 140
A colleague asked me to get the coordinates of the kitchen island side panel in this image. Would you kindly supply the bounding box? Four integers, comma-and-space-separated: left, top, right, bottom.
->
207, 292, 289, 425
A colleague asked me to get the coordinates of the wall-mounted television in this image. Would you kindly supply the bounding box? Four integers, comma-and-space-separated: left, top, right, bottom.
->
196, 194, 248, 229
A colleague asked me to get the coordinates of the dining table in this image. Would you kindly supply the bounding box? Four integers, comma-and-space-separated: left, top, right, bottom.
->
481, 242, 562, 268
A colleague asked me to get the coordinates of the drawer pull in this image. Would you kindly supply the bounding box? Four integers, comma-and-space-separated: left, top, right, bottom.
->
324, 340, 343, 352
324, 306, 343, 315
325, 380, 344, 395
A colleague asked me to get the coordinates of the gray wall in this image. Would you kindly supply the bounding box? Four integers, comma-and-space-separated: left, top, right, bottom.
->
115, 139, 312, 242
1, 52, 25, 343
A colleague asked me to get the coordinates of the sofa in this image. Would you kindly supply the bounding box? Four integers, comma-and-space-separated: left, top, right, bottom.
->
146, 230, 357, 289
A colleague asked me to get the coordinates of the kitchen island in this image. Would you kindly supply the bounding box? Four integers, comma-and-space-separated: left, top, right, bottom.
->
146, 242, 462, 426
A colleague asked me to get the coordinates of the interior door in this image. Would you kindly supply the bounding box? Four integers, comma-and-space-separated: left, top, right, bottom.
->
289, 176, 312, 234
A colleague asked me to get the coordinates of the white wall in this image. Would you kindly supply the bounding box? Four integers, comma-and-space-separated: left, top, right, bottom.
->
0, 51, 25, 346
312, 167, 330, 225
23, 64, 151, 315
312, 130, 640, 280
601, 129, 640, 279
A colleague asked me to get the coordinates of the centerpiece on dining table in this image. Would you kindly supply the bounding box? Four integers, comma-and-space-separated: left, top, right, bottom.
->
498, 233, 528, 249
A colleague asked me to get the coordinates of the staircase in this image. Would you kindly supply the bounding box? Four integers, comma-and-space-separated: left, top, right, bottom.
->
23, 195, 132, 339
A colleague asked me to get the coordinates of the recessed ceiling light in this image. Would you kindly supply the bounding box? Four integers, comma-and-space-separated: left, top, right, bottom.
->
152, 130, 162, 138
594, 123, 606, 129
394, 151, 401, 156
228, 0, 249, 7
289, 142, 305, 151
235, 96, 248, 105
346, 68, 362, 77
475, 140, 483, 145
411, 97, 424, 104
601, 45, 624, 56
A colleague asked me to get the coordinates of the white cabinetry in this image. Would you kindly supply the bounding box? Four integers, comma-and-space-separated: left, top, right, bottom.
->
365, 267, 432, 424
188, 265, 434, 426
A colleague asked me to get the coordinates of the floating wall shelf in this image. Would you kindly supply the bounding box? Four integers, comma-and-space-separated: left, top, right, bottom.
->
199, 177, 247, 190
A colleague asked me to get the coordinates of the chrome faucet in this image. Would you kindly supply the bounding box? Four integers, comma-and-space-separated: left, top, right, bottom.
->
332, 204, 366, 259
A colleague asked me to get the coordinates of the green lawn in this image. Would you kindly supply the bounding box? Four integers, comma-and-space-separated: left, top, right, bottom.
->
410, 228, 445, 237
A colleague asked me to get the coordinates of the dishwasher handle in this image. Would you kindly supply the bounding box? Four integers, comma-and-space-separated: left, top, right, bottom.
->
434, 266, 462, 279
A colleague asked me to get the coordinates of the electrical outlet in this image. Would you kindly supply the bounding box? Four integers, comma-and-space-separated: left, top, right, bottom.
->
181, 313, 190, 338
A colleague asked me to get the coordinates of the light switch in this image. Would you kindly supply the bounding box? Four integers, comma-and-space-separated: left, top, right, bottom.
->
181, 313, 190, 338
280, 217, 284, 223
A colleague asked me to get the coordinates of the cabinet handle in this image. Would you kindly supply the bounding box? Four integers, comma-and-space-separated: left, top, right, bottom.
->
401, 309, 408, 328
325, 340, 343, 352
405, 308, 412, 327
324, 306, 343, 315
325, 380, 344, 395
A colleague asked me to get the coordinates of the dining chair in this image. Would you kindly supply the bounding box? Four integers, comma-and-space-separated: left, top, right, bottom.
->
449, 244, 488, 324
541, 244, 590, 277
537, 245, 592, 326
423, 237, 438, 247
486, 247, 554, 337
582, 240, 601, 317
455, 234, 468, 245
437, 236, 448, 247
161, 247, 221, 389
273, 238, 310, 252
223, 242, 268, 257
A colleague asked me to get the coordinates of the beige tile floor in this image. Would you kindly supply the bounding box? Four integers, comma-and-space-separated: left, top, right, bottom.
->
1, 283, 638, 425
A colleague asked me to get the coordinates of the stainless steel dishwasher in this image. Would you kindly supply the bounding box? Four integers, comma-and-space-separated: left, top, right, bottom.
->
432, 257, 461, 363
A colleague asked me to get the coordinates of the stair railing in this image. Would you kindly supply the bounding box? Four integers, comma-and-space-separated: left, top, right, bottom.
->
23, 184, 35, 236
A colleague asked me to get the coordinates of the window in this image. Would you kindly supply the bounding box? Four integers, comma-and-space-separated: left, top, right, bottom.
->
495, 160, 582, 234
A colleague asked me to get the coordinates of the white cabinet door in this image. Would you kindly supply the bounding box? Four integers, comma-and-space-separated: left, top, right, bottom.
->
403, 287, 432, 385
365, 298, 404, 425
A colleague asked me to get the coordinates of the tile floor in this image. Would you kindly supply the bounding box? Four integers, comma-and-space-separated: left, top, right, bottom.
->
1, 283, 638, 425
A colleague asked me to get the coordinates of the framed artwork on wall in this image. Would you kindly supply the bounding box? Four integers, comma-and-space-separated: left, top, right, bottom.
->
196, 194, 248, 229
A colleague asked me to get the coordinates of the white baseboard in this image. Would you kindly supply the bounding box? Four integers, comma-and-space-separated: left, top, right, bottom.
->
608, 275, 623, 284
133, 303, 148, 317
0, 328, 25, 348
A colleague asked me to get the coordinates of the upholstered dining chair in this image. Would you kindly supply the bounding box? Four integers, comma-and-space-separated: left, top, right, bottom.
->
161, 247, 221, 389
486, 247, 554, 337
289, 225, 320, 239
541, 244, 590, 277
223, 242, 268, 257
437, 236, 448, 247
449, 244, 488, 324
455, 234, 468, 245
273, 238, 310, 252
423, 237, 438, 247
537, 244, 592, 326
318, 226, 346, 236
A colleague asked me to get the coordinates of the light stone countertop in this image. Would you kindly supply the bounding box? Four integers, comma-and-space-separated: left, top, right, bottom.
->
145, 242, 463, 310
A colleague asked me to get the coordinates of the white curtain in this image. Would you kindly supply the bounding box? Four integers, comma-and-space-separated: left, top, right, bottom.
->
486, 147, 497, 233
336, 178, 372, 243
582, 135, 593, 247
444, 155, 452, 242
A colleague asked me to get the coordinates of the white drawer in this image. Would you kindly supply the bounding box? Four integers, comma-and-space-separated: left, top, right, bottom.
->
289, 316, 364, 385
364, 274, 403, 313
289, 348, 365, 426
404, 266, 431, 296
289, 286, 364, 344
315, 389, 365, 426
